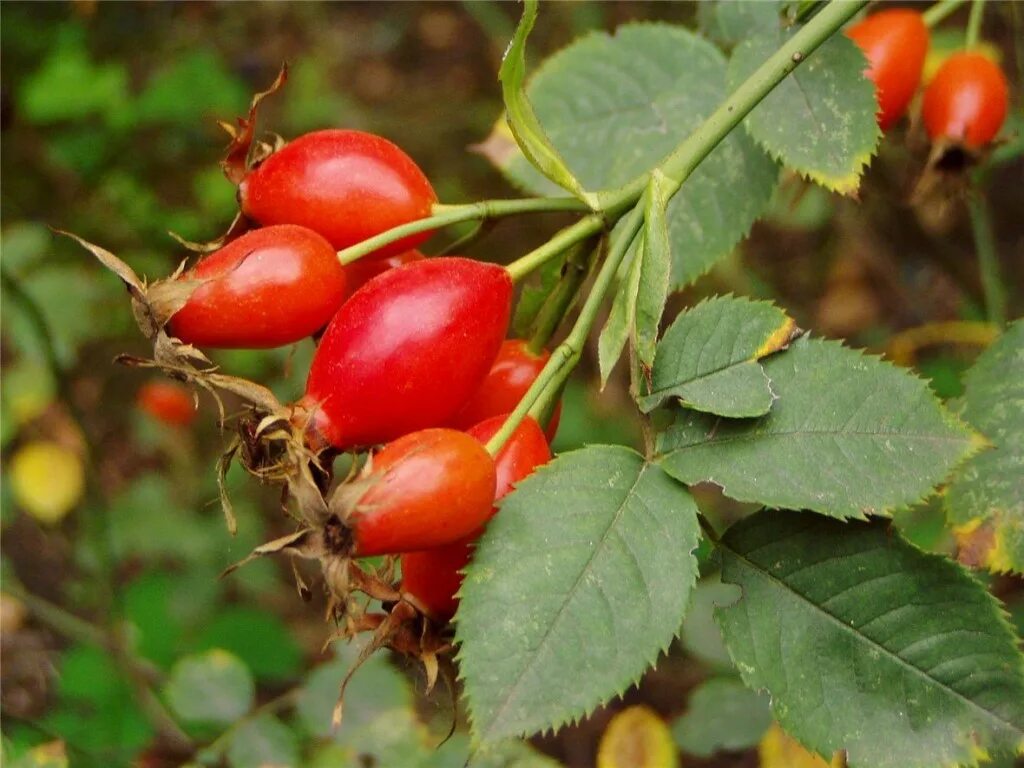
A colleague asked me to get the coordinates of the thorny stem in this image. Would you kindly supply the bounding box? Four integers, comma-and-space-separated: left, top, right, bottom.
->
487, 0, 868, 454
335, 197, 588, 264
601, 0, 869, 212
965, 0, 986, 48
966, 190, 1007, 327
697, 513, 722, 546
923, 0, 969, 27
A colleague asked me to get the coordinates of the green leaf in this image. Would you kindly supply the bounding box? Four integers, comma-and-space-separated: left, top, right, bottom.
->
457, 446, 701, 742
597, 241, 642, 387
635, 171, 673, 368
638, 295, 795, 417
716, 509, 1024, 768
946, 321, 1024, 574
698, 1, 782, 48
672, 677, 771, 756
296, 643, 428, 765
728, 26, 880, 194
133, 51, 247, 126
658, 336, 981, 518
165, 650, 255, 725
19, 27, 130, 126
499, 0, 591, 203
226, 715, 299, 768
482, 23, 777, 289
195, 606, 303, 682
679, 573, 740, 670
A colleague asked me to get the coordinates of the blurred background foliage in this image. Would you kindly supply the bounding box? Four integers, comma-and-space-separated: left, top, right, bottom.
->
0, 2, 1021, 767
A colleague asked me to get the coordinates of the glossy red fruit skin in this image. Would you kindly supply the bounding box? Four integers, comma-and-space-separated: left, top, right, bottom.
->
344, 250, 425, 297
303, 257, 512, 450
847, 9, 929, 131
400, 416, 551, 622
922, 52, 1009, 149
348, 429, 496, 557
239, 130, 437, 258
450, 339, 562, 441
137, 381, 195, 427
168, 225, 346, 349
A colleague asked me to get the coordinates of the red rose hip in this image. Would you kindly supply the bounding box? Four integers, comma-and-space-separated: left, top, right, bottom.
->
239, 129, 437, 257
344, 428, 497, 557
301, 257, 512, 450
847, 9, 929, 131
168, 225, 346, 349
922, 52, 1009, 149
400, 415, 551, 622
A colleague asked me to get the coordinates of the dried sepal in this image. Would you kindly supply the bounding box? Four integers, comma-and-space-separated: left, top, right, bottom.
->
221, 63, 289, 185
220, 526, 321, 578
167, 211, 250, 255
216, 439, 241, 535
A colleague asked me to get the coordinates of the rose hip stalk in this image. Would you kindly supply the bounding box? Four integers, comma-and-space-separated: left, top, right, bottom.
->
299, 257, 512, 450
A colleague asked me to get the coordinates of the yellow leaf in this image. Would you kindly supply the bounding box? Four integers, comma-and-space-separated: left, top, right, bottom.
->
10, 441, 84, 524
760, 723, 837, 768
597, 705, 678, 768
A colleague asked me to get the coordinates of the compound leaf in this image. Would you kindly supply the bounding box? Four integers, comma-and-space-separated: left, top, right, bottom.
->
638, 295, 795, 417
728, 25, 880, 194
481, 23, 777, 289
946, 320, 1024, 574
716, 509, 1024, 768
457, 446, 701, 742
658, 336, 981, 518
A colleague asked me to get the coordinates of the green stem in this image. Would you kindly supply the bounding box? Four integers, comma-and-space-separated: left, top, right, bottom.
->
697, 513, 722, 546
5, 582, 108, 649
489, 0, 868, 454
966, 189, 1006, 327
923, 0, 969, 27
598, 0, 870, 213
195, 688, 300, 765
965, 0, 985, 48
336, 197, 588, 265
526, 236, 600, 355
505, 214, 604, 283
485, 206, 645, 456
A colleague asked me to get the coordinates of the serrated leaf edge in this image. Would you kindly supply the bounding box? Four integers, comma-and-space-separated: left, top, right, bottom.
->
714, 519, 1024, 768
453, 449, 702, 744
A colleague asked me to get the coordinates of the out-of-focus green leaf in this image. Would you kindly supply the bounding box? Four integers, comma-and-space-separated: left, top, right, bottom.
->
19, 27, 130, 126
43, 645, 153, 756
946, 321, 1024, 574
296, 643, 426, 764
165, 650, 255, 725
550, 379, 642, 454
698, 1, 781, 48
226, 714, 299, 768
123, 571, 182, 669
133, 51, 247, 126
679, 573, 740, 670
672, 678, 771, 756
195, 606, 303, 682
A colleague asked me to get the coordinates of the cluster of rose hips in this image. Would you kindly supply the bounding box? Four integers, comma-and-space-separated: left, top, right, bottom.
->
847, 8, 1009, 153
84, 74, 564, 692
